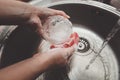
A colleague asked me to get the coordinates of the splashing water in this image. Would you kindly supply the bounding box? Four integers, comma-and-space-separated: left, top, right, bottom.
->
85, 19, 120, 70
37, 25, 119, 80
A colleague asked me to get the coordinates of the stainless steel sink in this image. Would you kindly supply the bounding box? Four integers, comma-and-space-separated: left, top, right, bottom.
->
37, 1, 120, 80
0, 1, 120, 80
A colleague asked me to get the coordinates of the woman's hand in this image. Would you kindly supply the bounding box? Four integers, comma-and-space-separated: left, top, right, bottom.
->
33, 45, 75, 68
0, 45, 75, 80
27, 7, 70, 36
0, 0, 69, 36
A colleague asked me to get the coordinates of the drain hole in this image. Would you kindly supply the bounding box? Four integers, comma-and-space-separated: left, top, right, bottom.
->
77, 37, 90, 53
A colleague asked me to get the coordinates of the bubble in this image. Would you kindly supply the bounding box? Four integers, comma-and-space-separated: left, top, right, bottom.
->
42, 15, 72, 44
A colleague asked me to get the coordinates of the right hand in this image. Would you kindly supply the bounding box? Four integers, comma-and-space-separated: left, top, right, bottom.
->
46, 46, 75, 66
34, 45, 75, 67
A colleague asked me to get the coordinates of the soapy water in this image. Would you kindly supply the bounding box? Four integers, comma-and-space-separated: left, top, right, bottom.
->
42, 15, 72, 44
37, 25, 119, 80
69, 27, 119, 80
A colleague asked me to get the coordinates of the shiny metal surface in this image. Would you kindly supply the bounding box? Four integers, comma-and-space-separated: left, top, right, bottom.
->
0, 1, 120, 80
38, 27, 119, 80
30, 1, 120, 15
36, 1, 120, 80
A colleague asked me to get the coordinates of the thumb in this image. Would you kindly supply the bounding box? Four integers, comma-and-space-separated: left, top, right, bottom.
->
64, 45, 75, 60
28, 15, 43, 35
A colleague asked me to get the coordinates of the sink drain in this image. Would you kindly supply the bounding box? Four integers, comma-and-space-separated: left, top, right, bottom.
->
77, 37, 90, 53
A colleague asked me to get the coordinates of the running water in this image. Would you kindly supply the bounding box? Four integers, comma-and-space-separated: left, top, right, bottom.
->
85, 19, 120, 70
37, 25, 119, 80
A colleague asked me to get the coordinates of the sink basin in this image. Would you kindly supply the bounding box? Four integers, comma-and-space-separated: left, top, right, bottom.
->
0, 1, 120, 80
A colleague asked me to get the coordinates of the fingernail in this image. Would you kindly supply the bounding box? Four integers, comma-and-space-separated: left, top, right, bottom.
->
67, 15, 70, 18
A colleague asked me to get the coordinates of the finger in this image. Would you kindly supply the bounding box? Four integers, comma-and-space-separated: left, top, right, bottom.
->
67, 45, 75, 55
53, 10, 70, 18
41, 8, 70, 18
28, 15, 44, 35
64, 46, 75, 60
28, 15, 42, 28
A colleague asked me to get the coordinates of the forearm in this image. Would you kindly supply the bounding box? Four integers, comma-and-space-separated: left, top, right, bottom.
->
0, 0, 36, 25
0, 53, 53, 80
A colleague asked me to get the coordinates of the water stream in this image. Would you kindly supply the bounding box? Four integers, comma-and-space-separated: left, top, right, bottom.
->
37, 20, 120, 80
85, 19, 120, 70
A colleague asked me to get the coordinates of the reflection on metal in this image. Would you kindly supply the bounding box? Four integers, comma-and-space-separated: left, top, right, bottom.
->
37, 26, 119, 80
77, 37, 90, 53
0, 26, 17, 61
34, 1, 120, 80
31, 1, 120, 16
85, 19, 120, 70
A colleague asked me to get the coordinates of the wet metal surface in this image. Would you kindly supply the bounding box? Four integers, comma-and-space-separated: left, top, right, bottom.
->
0, 1, 120, 80
38, 26, 119, 80
36, 1, 120, 80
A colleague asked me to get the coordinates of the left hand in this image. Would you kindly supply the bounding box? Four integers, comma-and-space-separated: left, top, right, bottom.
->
27, 7, 70, 36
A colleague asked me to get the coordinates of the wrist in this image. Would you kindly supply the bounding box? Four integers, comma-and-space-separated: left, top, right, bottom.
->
20, 5, 37, 22
31, 53, 55, 72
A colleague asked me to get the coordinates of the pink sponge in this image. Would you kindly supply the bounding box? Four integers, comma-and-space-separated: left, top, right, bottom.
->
50, 32, 79, 49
